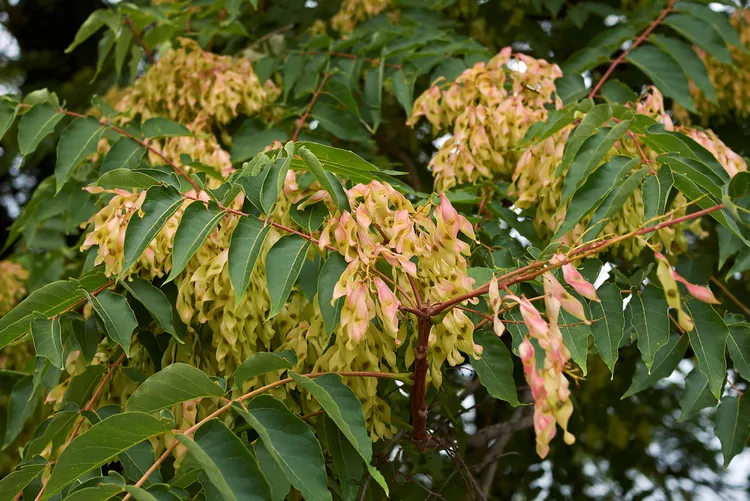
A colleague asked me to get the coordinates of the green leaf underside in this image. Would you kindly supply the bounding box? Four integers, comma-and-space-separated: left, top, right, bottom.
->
469, 331, 521, 406
678, 368, 716, 422
18, 103, 64, 156
121, 277, 178, 337
42, 413, 172, 499
232, 351, 295, 389
233, 396, 332, 501
623, 334, 689, 399
126, 363, 225, 413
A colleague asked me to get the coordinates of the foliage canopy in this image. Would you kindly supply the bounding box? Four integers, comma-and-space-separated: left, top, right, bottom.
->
1, 0, 750, 499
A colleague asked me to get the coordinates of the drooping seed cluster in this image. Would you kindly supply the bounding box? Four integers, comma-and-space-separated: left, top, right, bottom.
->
408, 47, 563, 191
0, 261, 27, 316
331, 0, 394, 33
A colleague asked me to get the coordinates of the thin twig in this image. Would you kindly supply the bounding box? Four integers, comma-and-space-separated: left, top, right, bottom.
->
247, 24, 294, 51
292, 72, 331, 141
588, 0, 676, 98
711, 276, 750, 317
122, 371, 408, 500
124, 17, 155, 64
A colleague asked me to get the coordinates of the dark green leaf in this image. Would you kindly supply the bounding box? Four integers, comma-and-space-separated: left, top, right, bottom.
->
126, 363, 225, 414
255, 441, 290, 501
97, 169, 162, 190
56, 118, 104, 191
0, 460, 46, 500
323, 416, 362, 501
649, 34, 716, 103
622, 334, 689, 399
584, 167, 648, 241
390, 70, 414, 115
678, 368, 716, 422
230, 122, 288, 163
642, 165, 673, 230
0, 100, 17, 142
298, 147, 348, 214
82, 290, 137, 356
469, 331, 520, 406
318, 253, 347, 335
4, 376, 41, 448
121, 277, 179, 339
665, 14, 732, 65
0, 273, 108, 351
43, 413, 172, 499
228, 216, 270, 306
65, 9, 118, 53
63, 365, 105, 407
266, 235, 310, 318
232, 351, 296, 390
166, 202, 224, 282
180, 420, 272, 501
559, 103, 612, 174
683, 300, 728, 399
122, 186, 183, 277
715, 394, 750, 468
629, 285, 670, 372
233, 396, 331, 501
626, 45, 695, 113
100, 138, 145, 174
31, 317, 63, 370
18, 103, 65, 156
290, 201, 328, 232
555, 155, 637, 239
364, 64, 384, 130
120, 440, 163, 486
291, 373, 387, 493
727, 323, 750, 381
64, 482, 122, 501
589, 283, 625, 376
24, 411, 78, 459
559, 310, 590, 376
141, 118, 191, 138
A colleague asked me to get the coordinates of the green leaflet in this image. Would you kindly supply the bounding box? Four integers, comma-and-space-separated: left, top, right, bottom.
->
727, 323, 750, 381
122, 185, 183, 278
560, 121, 632, 205
642, 165, 673, 240
63, 365, 105, 407
318, 253, 347, 335
42, 413, 172, 499
232, 351, 296, 390
121, 277, 180, 339
97, 169, 163, 190
664, 14, 732, 65
683, 300, 728, 399
64, 482, 123, 501
55, 117, 104, 193
119, 440, 163, 486
559, 310, 590, 376
126, 363, 225, 414
298, 147, 349, 214
65, 9, 118, 53
141, 117, 191, 138
622, 334, 689, 399
628, 286, 670, 372
390, 70, 415, 116
365, 63, 384, 130
678, 368, 716, 422
0, 273, 108, 351
584, 166, 648, 241
589, 283, 624, 376
0, 100, 17, 143
178, 420, 272, 501
4, 376, 41, 449
233, 396, 332, 501
469, 331, 520, 406
292, 373, 389, 493
715, 395, 750, 469
290, 200, 328, 232
265, 235, 310, 318
649, 34, 716, 103
81, 290, 137, 356
228, 215, 270, 306
100, 137, 145, 174
555, 155, 637, 239
323, 416, 363, 501
558, 103, 612, 176
30, 317, 63, 370
626, 45, 696, 113
255, 441, 291, 501
166, 201, 225, 282
17, 103, 65, 156
24, 411, 78, 459
0, 459, 46, 500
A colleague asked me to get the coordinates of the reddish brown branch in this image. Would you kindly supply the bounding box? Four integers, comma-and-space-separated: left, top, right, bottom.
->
588, 0, 676, 98
124, 17, 155, 64
292, 72, 331, 141
410, 314, 433, 451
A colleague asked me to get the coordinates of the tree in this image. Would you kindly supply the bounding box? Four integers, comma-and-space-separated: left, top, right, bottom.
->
0, 0, 749, 500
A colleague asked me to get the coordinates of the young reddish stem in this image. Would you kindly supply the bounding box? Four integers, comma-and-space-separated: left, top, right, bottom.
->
292, 72, 331, 141
121, 371, 407, 500
32, 353, 127, 501
124, 17, 155, 64
588, 0, 676, 98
